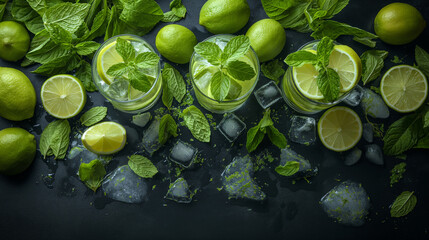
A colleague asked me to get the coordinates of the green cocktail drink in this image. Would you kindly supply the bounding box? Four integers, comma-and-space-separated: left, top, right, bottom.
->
92, 34, 162, 113
281, 40, 361, 114
190, 34, 260, 113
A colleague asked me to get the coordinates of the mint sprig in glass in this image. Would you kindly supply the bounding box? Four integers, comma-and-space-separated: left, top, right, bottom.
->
190, 35, 260, 113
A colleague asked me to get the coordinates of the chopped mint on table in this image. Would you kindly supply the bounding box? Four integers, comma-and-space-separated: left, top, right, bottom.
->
193, 35, 256, 101
390, 162, 406, 187
390, 55, 403, 64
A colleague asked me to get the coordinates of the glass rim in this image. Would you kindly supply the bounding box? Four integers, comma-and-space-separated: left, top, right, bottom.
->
189, 34, 260, 104
288, 40, 356, 107
92, 34, 162, 104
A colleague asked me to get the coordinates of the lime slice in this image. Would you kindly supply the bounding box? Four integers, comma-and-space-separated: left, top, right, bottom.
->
293, 45, 361, 100
328, 45, 361, 92
97, 41, 123, 85
380, 65, 428, 113
41, 74, 86, 119
318, 106, 362, 152
81, 122, 127, 155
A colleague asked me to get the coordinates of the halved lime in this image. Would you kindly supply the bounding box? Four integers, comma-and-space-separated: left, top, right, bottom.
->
81, 122, 127, 155
318, 106, 362, 152
41, 74, 86, 119
380, 65, 428, 113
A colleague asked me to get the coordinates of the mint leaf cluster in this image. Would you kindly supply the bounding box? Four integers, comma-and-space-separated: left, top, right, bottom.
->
194, 35, 256, 101
246, 109, 287, 153
285, 37, 340, 101
162, 0, 187, 23
262, 0, 378, 47
106, 37, 160, 93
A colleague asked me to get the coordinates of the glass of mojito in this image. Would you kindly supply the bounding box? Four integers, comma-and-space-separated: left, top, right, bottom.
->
190, 34, 260, 114
92, 34, 162, 113
281, 40, 361, 114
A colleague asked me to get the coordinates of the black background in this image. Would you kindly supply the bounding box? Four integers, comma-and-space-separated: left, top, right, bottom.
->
1, 0, 429, 240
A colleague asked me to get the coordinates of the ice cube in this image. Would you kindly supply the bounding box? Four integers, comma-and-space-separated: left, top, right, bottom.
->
289, 115, 316, 145
221, 156, 266, 201
164, 177, 194, 203
106, 79, 129, 101
218, 113, 246, 142
169, 140, 197, 168
365, 144, 384, 165
344, 148, 362, 166
102, 165, 148, 204
363, 123, 374, 143
254, 81, 283, 109
142, 117, 161, 155
279, 147, 317, 178
320, 181, 370, 227
132, 112, 151, 127
343, 85, 364, 107
361, 88, 390, 119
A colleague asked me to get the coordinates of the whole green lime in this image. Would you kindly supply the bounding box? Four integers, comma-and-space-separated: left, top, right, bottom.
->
374, 3, 426, 45
0, 128, 36, 175
199, 0, 250, 34
246, 19, 286, 62
0, 67, 36, 121
0, 21, 30, 62
156, 24, 197, 64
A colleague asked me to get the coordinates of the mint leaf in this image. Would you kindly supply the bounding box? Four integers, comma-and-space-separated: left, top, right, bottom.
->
221, 35, 250, 63
162, 11, 182, 22
11, 0, 44, 34
361, 50, 389, 85
129, 67, 151, 92
40, 120, 71, 159
128, 155, 158, 178
262, 0, 311, 32
226, 60, 256, 81
80, 107, 107, 127
275, 161, 300, 176
107, 63, 128, 78
78, 159, 106, 192
0, 0, 7, 21
75, 41, 100, 56
194, 41, 222, 65
316, 37, 334, 67
317, 68, 340, 102
32, 55, 80, 76
311, 20, 378, 48
27, 0, 61, 16
43, 2, 90, 33
261, 59, 285, 84
120, 0, 163, 30
390, 191, 417, 218
162, 77, 174, 109
159, 114, 178, 145
132, 112, 152, 128
26, 36, 72, 64
115, 37, 135, 63
246, 125, 265, 153
83, 3, 108, 41
266, 125, 287, 149
415, 45, 429, 78
260, 109, 274, 128
162, 63, 186, 103
424, 111, 429, 128
75, 60, 97, 92
210, 71, 230, 101
383, 112, 423, 156
47, 23, 72, 44
414, 134, 429, 149
390, 162, 406, 187
136, 52, 160, 68
285, 50, 318, 67
183, 106, 211, 142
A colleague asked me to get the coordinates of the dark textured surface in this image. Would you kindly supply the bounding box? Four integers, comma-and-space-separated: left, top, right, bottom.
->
1, 0, 429, 239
